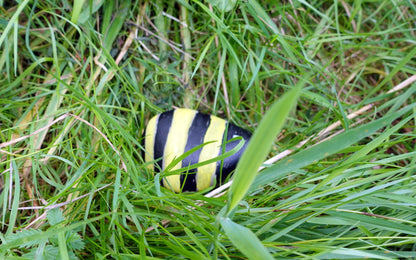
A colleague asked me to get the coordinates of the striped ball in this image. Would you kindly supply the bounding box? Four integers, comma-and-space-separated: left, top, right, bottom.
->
144, 108, 251, 192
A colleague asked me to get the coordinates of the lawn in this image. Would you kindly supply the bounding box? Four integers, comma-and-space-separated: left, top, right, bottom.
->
1, 0, 416, 259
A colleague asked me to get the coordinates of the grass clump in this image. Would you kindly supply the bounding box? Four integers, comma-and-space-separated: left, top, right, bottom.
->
4, 208, 84, 259
1, 0, 416, 259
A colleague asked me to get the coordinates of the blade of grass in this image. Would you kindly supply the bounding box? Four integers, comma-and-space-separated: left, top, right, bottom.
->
77, 0, 104, 24
71, 0, 86, 24
180, 2, 193, 107
57, 230, 70, 260
227, 79, 305, 214
220, 217, 273, 260
5, 161, 20, 236
213, 47, 227, 113
228, 56, 240, 107
191, 35, 215, 79
102, 0, 131, 52
13, 18, 18, 76
155, 0, 167, 53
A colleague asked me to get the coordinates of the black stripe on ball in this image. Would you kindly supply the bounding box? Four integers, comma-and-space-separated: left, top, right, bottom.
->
180, 111, 212, 191
154, 110, 174, 172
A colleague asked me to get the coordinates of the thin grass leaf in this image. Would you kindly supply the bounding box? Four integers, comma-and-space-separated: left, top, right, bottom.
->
120, 197, 143, 234
220, 217, 273, 260
71, 0, 86, 24
228, 56, 240, 107
6, 161, 20, 236
183, 227, 210, 257
213, 47, 227, 112
78, 0, 104, 24
164, 240, 203, 259
191, 35, 215, 79
181, 2, 193, 107
155, 0, 167, 53
228, 81, 304, 213
13, 18, 18, 76
0, 34, 10, 77
102, 0, 131, 52
263, 211, 319, 243
112, 167, 122, 225
101, 1, 115, 48
245, 46, 266, 92
58, 230, 70, 260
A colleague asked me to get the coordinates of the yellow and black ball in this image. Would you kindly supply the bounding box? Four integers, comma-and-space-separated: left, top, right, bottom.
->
144, 108, 251, 192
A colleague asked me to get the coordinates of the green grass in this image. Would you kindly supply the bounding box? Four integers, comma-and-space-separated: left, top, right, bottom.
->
1, 0, 416, 259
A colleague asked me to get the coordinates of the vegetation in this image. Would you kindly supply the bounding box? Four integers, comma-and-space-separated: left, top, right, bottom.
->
1, 0, 415, 258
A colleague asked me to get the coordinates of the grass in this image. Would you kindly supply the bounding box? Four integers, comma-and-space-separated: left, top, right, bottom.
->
1, 0, 416, 259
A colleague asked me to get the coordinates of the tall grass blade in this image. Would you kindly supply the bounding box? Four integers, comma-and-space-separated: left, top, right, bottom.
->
5, 161, 20, 236
102, 0, 131, 52
227, 80, 305, 213
220, 217, 273, 260
57, 230, 70, 260
78, 0, 104, 24
71, 0, 86, 24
